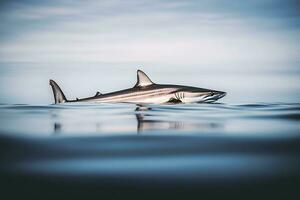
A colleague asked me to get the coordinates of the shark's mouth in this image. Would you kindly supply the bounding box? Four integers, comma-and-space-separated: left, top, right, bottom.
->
201, 92, 226, 103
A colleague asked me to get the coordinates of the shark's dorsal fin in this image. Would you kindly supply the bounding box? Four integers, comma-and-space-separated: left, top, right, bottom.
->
134, 70, 154, 87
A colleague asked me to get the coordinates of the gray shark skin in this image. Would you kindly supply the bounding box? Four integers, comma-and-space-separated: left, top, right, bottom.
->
50, 70, 226, 104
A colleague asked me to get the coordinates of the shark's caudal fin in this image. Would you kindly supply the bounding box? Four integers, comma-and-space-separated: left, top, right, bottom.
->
134, 70, 155, 87
49, 80, 67, 104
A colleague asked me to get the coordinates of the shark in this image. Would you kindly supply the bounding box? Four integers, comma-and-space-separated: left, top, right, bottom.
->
50, 70, 226, 104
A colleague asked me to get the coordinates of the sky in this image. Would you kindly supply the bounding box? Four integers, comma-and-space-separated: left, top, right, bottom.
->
0, 0, 299, 104
0, 0, 299, 69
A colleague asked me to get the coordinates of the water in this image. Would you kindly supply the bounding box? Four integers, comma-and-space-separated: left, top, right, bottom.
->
0, 63, 300, 199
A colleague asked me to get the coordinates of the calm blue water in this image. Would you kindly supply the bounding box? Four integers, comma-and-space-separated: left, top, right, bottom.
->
0, 63, 300, 198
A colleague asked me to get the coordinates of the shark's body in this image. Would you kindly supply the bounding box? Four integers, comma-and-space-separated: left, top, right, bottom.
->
50, 70, 226, 104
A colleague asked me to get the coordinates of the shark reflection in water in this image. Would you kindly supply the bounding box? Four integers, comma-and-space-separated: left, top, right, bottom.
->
134, 106, 221, 133
52, 105, 222, 134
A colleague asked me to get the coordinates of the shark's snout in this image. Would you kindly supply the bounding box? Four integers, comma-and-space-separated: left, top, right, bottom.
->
216, 91, 226, 98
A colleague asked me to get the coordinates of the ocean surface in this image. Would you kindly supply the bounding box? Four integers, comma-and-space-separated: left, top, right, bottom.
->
0, 63, 300, 199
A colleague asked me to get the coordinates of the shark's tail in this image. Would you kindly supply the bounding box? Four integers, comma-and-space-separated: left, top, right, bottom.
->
49, 79, 67, 104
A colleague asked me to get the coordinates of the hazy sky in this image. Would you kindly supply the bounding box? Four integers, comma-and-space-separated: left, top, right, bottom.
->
0, 0, 299, 68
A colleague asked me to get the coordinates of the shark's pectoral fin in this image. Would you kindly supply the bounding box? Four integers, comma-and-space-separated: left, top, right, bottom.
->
167, 98, 182, 104
134, 70, 155, 87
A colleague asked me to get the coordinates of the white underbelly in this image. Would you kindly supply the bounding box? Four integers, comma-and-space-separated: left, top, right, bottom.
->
121, 95, 173, 104
86, 94, 174, 104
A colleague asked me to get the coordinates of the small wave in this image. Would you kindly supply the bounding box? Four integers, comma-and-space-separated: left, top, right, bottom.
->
2, 105, 68, 110
248, 113, 300, 121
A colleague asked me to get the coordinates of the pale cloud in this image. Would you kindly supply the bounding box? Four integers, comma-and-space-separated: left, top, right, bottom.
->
0, 0, 299, 68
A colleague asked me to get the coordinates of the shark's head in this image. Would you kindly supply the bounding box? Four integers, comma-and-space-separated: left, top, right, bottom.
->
173, 87, 227, 103
135, 70, 226, 104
